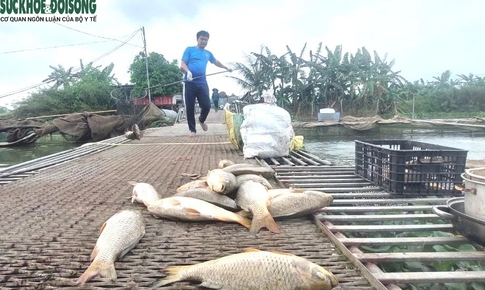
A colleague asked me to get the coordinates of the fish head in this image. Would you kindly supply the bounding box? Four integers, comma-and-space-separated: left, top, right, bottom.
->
125, 131, 134, 139
209, 178, 225, 192
294, 258, 339, 289
216, 177, 227, 192
207, 170, 225, 192
133, 124, 142, 140
303, 190, 334, 206
131, 190, 138, 203
218, 159, 234, 169
207, 169, 237, 194
132, 183, 161, 205
308, 264, 339, 289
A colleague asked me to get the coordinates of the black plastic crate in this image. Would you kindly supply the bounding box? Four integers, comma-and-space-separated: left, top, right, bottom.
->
355, 139, 468, 196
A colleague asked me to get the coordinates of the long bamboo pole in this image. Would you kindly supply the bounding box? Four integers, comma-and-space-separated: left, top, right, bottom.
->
24, 110, 117, 120
412, 119, 485, 129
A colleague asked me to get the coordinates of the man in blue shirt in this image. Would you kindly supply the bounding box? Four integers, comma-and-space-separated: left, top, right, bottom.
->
181, 30, 231, 136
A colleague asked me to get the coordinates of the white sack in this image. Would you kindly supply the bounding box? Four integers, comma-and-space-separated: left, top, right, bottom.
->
240, 103, 294, 159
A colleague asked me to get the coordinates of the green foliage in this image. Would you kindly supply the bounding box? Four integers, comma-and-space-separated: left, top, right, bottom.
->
0, 106, 10, 116
128, 51, 182, 98
232, 44, 485, 119
396, 81, 485, 119
12, 62, 118, 117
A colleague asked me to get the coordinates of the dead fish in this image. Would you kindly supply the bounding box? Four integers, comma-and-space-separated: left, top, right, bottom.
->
236, 174, 273, 189
145, 196, 251, 229
235, 180, 280, 234
153, 248, 339, 289
206, 169, 237, 195
77, 210, 145, 284
222, 163, 275, 179
128, 181, 161, 206
174, 187, 240, 211
124, 124, 142, 140
268, 190, 334, 218
176, 179, 208, 193
124, 131, 135, 140
218, 159, 235, 168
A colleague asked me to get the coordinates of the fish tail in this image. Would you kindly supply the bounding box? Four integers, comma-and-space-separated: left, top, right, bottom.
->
77, 260, 116, 284
250, 212, 280, 234
234, 212, 252, 229
152, 265, 189, 288
235, 210, 253, 219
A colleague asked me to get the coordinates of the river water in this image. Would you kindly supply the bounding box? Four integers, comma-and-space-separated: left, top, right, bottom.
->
303, 130, 485, 166
2, 129, 485, 169
0, 138, 78, 168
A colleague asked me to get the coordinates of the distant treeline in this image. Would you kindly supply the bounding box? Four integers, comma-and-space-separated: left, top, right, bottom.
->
229, 44, 485, 119
2, 46, 485, 120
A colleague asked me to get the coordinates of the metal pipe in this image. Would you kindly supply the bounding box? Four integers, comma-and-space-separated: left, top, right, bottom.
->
142, 27, 151, 103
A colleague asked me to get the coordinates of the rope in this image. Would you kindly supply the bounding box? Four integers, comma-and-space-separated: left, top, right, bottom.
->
145, 70, 231, 91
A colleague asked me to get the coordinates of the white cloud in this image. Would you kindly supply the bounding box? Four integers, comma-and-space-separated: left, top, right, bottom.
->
1, 0, 485, 108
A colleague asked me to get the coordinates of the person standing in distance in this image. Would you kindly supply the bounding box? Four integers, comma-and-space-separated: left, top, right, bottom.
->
211, 88, 220, 112
181, 30, 232, 136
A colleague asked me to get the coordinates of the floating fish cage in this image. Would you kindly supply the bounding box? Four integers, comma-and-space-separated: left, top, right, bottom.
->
355, 139, 468, 196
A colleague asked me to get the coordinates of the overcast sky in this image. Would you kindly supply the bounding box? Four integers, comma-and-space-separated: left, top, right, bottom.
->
1, 0, 484, 108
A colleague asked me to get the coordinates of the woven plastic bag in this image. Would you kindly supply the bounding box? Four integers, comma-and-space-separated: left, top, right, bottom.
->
240, 103, 294, 159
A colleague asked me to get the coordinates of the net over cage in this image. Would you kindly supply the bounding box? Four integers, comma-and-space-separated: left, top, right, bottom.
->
0, 103, 169, 146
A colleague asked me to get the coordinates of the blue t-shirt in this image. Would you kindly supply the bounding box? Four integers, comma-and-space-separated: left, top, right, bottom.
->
182, 46, 216, 83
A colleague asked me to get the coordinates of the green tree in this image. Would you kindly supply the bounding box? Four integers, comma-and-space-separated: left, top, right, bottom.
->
232, 43, 485, 119
42, 64, 77, 89
431, 70, 453, 88
128, 52, 182, 98
229, 50, 273, 98
12, 62, 119, 117
0, 106, 10, 116
305, 44, 353, 115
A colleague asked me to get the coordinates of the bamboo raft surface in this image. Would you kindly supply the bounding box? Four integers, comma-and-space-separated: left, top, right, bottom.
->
2, 110, 485, 289
0, 112, 376, 290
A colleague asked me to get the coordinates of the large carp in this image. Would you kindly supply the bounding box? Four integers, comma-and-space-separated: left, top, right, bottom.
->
77, 210, 145, 283
145, 196, 251, 229
153, 248, 339, 289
